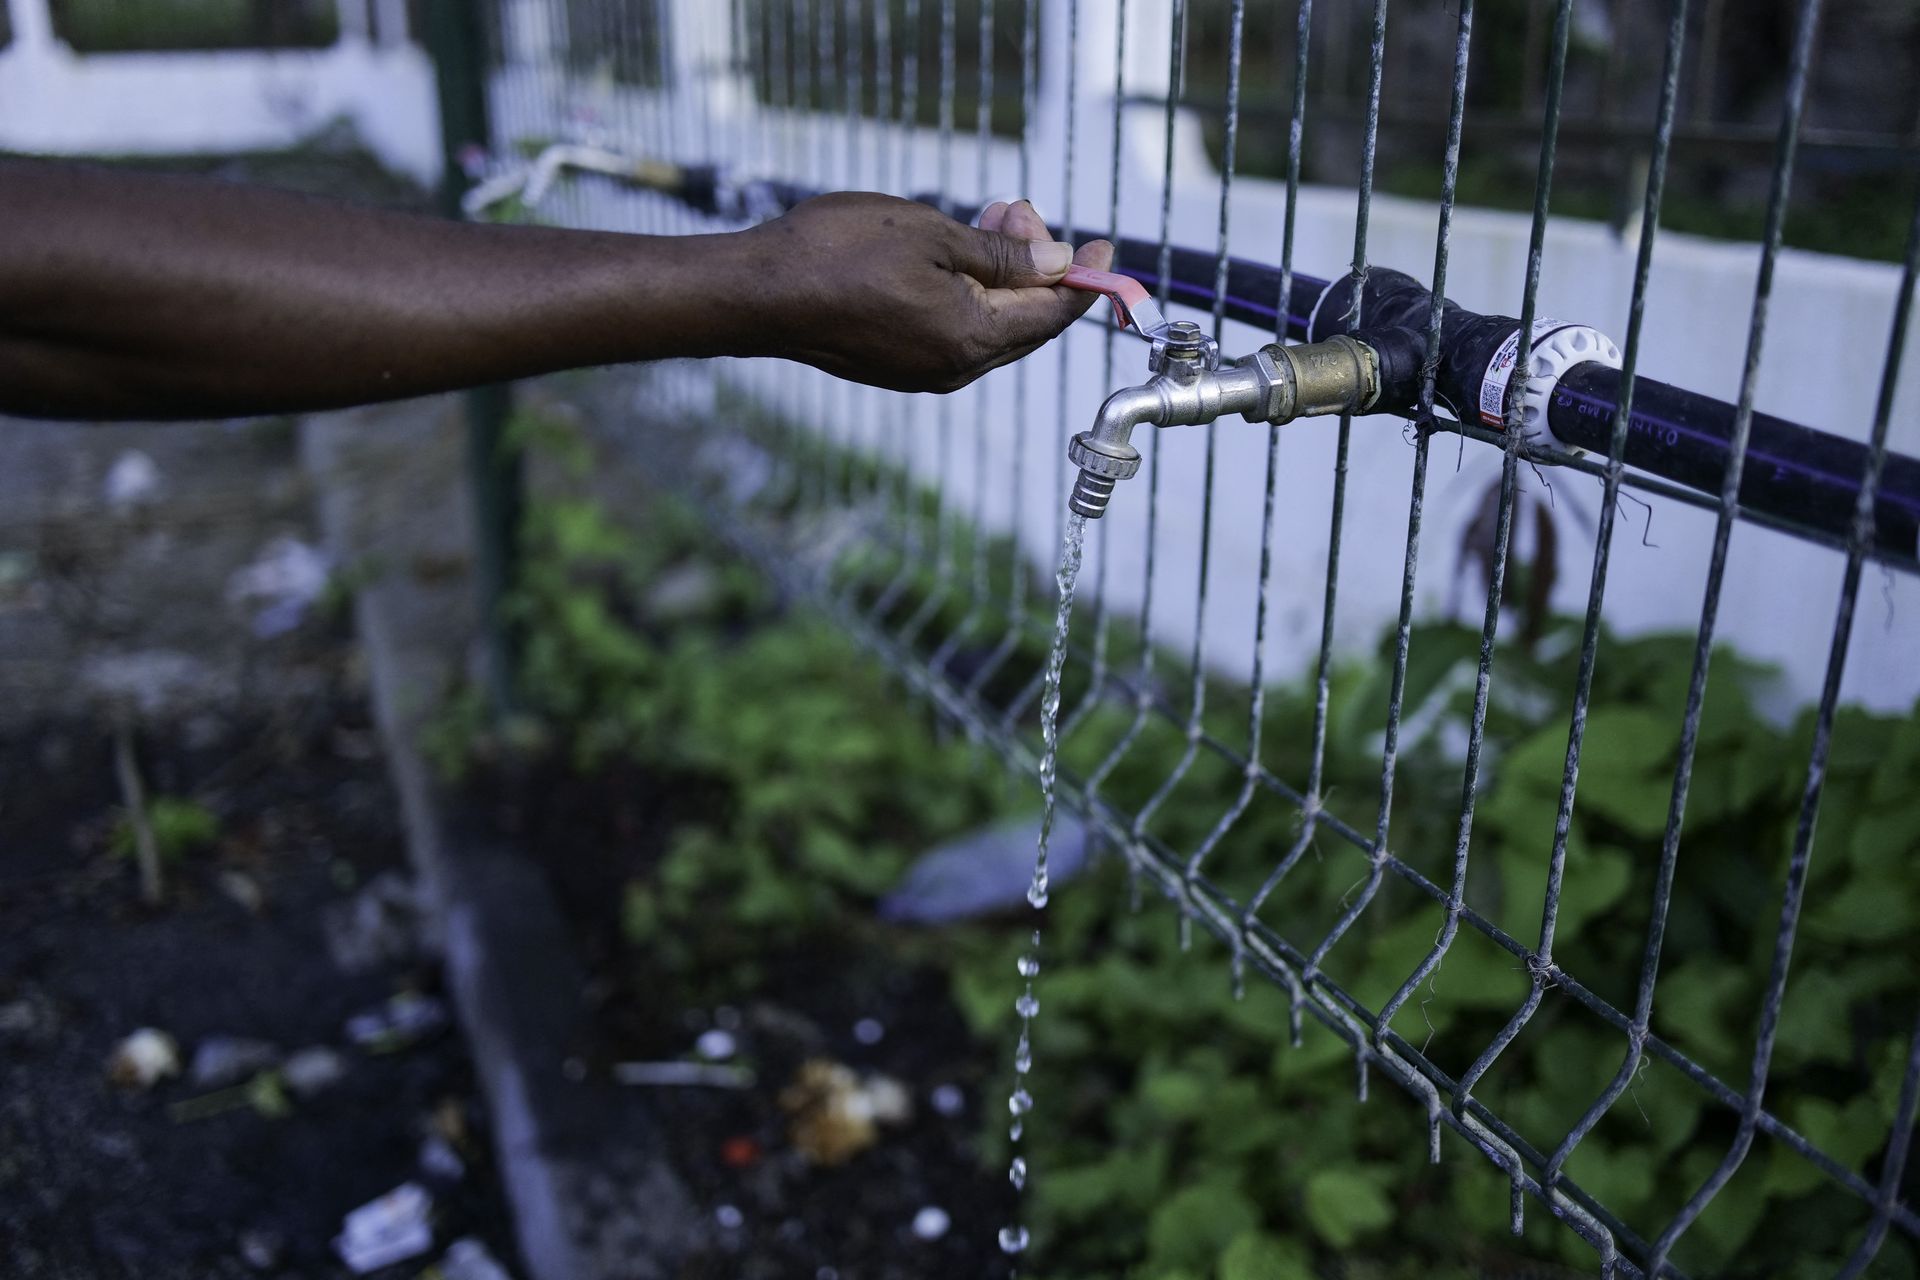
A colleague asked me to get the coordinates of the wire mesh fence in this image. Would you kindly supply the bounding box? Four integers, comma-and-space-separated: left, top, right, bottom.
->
457, 2, 1919, 1275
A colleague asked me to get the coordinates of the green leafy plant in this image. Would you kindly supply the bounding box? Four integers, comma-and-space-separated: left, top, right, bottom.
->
112, 795, 220, 865
948, 617, 1920, 1280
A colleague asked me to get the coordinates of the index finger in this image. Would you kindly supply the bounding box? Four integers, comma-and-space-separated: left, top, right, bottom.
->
976, 238, 1117, 352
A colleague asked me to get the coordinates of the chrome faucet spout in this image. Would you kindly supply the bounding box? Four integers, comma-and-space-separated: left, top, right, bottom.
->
1066, 383, 1166, 518
1065, 330, 1381, 520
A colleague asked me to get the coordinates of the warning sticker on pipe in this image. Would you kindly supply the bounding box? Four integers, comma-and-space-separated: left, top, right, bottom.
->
1480, 318, 1575, 428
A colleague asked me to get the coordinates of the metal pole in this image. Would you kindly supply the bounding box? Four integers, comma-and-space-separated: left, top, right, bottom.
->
426, 0, 522, 717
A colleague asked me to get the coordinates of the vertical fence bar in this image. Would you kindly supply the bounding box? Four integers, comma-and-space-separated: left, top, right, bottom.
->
895, 0, 959, 647
1057, 0, 1121, 745
1238, 0, 1316, 1022
1548, 10, 1828, 1258
1451, 0, 1693, 1190
1838, 1013, 1920, 1277
1162, 0, 1244, 952
428, 0, 521, 717
1371, 0, 1576, 1091
1294, 0, 1392, 1025
1646, 3, 1885, 1266
1177, 0, 1255, 964
964, 0, 1043, 703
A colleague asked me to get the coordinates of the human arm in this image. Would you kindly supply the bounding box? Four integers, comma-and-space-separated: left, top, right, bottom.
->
0, 159, 1111, 420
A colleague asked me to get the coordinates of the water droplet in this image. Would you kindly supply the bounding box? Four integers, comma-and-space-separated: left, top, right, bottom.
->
929, 1083, 964, 1117
1009, 1157, 1027, 1190
1030, 930, 1041, 947
852, 1017, 884, 1046
998, 1226, 1030, 1255
1016, 954, 1040, 978
1014, 993, 1039, 1019
1014, 1046, 1032, 1074
1008, 1088, 1032, 1116
714, 1204, 744, 1230
1009, 1118, 1023, 1141
911, 1205, 951, 1241
1026, 884, 1049, 909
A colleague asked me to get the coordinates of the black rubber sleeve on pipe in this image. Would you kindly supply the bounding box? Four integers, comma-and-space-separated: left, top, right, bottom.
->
1309, 267, 1524, 424
1548, 362, 1920, 563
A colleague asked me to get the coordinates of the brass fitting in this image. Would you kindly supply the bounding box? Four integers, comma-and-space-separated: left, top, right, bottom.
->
1237, 334, 1380, 425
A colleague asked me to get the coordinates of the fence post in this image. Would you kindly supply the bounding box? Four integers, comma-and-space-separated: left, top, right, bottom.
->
426, 0, 522, 717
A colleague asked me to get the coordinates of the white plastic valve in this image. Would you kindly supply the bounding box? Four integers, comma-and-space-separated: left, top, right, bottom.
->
1477, 319, 1624, 444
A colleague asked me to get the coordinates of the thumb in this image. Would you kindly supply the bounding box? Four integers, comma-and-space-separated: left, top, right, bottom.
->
947, 223, 1077, 289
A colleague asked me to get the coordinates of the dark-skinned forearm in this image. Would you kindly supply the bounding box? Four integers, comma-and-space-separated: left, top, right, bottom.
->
0, 159, 767, 420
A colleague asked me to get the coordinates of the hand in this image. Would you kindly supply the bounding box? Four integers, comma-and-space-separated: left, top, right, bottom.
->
734, 192, 1114, 393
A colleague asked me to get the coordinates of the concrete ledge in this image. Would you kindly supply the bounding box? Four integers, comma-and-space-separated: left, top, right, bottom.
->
302, 400, 698, 1280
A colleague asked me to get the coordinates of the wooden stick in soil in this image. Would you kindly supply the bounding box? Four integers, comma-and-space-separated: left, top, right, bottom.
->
112, 716, 162, 905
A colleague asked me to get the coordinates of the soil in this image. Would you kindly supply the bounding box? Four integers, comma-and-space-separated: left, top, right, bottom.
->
477, 758, 1018, 1280
0, 687, 518, 1279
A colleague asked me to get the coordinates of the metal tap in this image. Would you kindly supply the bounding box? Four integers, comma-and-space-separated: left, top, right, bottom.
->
1062, 317, 1381, 519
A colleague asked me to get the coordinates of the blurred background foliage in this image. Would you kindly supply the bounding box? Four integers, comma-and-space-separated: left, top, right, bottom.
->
49, 0, 338, 53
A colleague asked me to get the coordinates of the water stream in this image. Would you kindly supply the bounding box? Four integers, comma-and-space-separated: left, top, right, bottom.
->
1000, 511, 1088, 1267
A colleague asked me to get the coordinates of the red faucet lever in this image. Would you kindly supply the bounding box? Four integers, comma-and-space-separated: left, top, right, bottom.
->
1060, 265, 1169, 340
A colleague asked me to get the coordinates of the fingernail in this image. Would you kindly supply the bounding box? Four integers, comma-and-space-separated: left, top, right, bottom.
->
1029, 241, 1073, 275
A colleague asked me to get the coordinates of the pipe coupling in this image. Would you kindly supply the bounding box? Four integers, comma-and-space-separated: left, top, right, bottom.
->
1066, 433, 1143, 519
1239, 334, 1380, 424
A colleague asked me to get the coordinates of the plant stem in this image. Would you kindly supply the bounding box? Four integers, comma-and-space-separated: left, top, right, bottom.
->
112, 716, 161, 905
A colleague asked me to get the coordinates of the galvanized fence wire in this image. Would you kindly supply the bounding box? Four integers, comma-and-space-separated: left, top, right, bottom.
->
473, 1, 1919, 1275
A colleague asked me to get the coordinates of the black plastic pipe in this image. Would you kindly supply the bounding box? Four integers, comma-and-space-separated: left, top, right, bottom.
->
1549, 363, 1920, 562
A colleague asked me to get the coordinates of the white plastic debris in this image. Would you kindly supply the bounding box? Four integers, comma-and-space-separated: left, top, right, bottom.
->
643, 562, 721, 620
911, 1206, 951, 1242
863, 1075, 912, 1125
419, 1133, 466, 1182
216, 869, 265, 914
439, 1238, 512, 1280
852, 1018, 885, 1046
333, 1182, 433, 1274
227, 536, 331, 639
282, 1046, 348, 1097
695, 1028, 737, 1061
237, 1228, 284, 1271
322, 872, 419, 974
107, 1028, 180, 1090
612, 1061, 755, 1088
189, 1036, 280, 1089
345, 992, 448, 1051
880, 813, 1092, 924
780, 1061, 913, 1165
929, 1084, 965, 1118
104, 450, 162, 509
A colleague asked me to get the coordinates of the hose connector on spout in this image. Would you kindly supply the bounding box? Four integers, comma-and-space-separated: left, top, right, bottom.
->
1066, 328, 1381, 519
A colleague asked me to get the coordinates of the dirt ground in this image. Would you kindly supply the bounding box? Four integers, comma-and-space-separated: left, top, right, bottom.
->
0, 369, 516, 1277
0, 675, 519, 1278
477, 751, 1017, 1280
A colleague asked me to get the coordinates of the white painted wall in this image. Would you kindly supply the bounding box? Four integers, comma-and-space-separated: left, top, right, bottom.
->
0, 0, 442, 184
